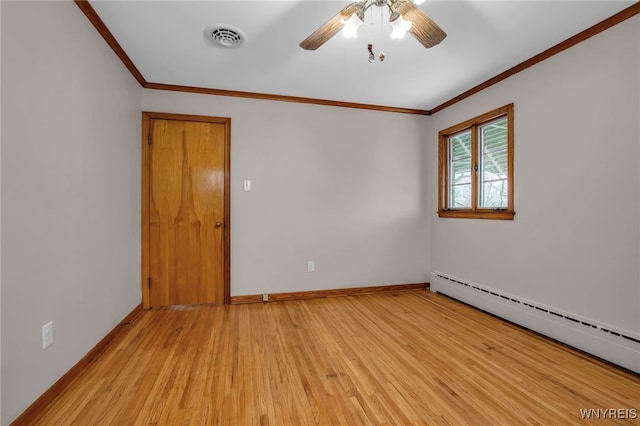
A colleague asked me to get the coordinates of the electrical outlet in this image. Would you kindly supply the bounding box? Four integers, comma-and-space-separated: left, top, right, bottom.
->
307, 260, 315, 272
262, 294, 269, 302
42, 321, 54, 349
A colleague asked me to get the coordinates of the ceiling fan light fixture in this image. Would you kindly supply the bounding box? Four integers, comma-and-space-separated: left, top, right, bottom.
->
299, 0, 446, 51
412, 0, 426, 5
341, 12, 363, 38
389, 14, 412, 39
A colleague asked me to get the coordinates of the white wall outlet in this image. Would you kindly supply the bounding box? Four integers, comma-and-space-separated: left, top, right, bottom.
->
243, 179, 252, 191
307, 260, 315, 272
262, 294, 269, 302
42, 321, 54, 349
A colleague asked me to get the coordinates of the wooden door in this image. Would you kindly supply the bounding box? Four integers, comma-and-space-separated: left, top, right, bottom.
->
142, 113, 230, 308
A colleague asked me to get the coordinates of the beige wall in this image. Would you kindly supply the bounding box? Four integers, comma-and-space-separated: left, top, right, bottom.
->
142, 90, 431, 297
429, 16, 640, 335
1, 1, 142, 423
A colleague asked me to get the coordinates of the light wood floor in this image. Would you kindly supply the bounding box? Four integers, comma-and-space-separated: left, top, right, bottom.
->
27, 290, 639, 425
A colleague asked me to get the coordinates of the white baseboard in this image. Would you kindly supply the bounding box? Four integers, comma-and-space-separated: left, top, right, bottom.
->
430, 272, 640, 374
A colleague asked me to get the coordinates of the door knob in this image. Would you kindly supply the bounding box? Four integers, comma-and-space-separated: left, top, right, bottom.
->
215, 222, 222, 228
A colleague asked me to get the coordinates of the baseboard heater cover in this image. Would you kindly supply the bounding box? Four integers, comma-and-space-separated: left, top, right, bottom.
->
430, 272, 640, 374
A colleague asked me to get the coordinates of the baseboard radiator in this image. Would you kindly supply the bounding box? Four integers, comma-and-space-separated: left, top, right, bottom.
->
430, 272, 640, 374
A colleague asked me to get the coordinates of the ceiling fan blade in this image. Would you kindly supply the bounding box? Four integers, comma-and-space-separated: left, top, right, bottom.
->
396, 1, 446, 49
300, 3, 360, 51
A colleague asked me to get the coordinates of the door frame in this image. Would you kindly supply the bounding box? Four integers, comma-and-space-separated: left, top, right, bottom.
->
141, 111, 231, 308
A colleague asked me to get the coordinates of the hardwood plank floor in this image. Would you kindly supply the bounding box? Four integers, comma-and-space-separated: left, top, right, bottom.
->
24, 290, 639, 425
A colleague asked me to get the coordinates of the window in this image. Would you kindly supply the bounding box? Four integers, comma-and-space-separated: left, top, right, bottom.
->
438, 104, 514, 220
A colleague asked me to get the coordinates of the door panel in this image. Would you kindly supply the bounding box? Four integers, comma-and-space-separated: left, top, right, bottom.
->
148, 118, 227, 307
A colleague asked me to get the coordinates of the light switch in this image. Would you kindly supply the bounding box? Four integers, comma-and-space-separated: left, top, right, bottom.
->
243, 180, 252, 192
42, 321, 54, 349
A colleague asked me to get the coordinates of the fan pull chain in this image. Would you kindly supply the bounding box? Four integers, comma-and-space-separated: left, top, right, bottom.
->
370, 6, 375, 42
366, 5, 386, 62
379, 5, 385, 61
367, 6, 375, 62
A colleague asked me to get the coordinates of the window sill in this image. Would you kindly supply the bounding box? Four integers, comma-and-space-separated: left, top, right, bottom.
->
437, 210, 515, 220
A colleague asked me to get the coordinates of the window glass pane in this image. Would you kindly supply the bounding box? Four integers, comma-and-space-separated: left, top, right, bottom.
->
448, 132, 472, 208
450, 131, 472, 160
451, 184, 471, 208
479, 118, 508, 208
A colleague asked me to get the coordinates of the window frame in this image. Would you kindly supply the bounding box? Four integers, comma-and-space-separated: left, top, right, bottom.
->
438, 103, 515, 220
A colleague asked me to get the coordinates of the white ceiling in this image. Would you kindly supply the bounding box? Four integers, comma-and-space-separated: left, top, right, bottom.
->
88, 1, 635, 111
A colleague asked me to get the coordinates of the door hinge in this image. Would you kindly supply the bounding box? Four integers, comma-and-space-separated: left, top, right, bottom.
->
147, 133, 152, 145
148, 277, 151, 288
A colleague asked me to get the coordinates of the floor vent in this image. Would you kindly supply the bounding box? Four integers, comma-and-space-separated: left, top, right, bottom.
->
434, 273, 640, 345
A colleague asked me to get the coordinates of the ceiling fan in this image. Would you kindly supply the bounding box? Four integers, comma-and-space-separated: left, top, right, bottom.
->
299, 0, 446, 51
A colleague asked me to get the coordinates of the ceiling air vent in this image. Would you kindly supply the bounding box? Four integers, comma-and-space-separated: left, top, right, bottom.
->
205, 25, 246, 49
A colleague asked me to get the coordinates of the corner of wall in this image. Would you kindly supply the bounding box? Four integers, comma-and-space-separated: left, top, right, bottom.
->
1, 1, 142, 423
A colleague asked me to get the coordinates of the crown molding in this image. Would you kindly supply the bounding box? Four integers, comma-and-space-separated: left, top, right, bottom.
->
76, 1, 640, 115
74, 0, 146, 86
429, 2, 640, 114
143, 82, 429, 115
